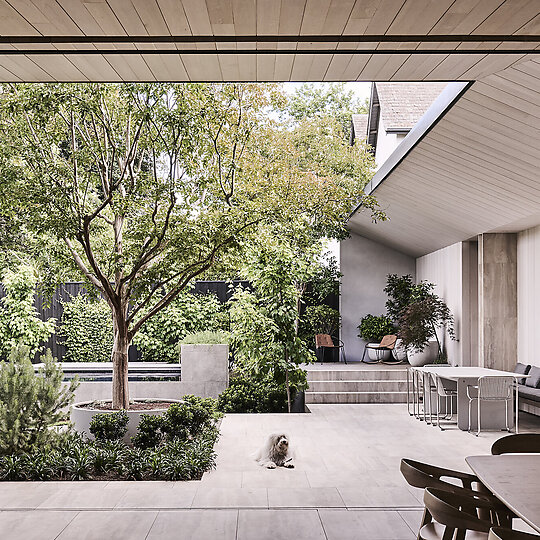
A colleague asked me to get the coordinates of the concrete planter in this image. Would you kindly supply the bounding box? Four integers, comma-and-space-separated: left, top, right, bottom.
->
180, 344, 229, 398
407, 340, 439, 367
70, 398, 183, 443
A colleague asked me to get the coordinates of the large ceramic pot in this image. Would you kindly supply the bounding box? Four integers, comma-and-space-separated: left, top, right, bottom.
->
392, 338, 408, 362
407, 340, 439, 367
71, 398, 183, 443
367, 344, 391, 362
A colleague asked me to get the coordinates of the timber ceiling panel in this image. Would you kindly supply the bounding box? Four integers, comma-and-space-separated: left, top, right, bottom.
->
348, 57, 540, 257
0, 0, 537, 81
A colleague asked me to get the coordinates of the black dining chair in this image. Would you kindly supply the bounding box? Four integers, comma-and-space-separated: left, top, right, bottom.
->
489, 527, 540, 539
400, 458, 513, 536
491, 434, 540, 455
420, 488, 514, 540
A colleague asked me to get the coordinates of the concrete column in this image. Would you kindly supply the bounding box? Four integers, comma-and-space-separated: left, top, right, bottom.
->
478, 233, 517, 371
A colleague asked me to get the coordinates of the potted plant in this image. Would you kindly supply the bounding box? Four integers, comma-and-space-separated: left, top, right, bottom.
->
357, 314, 396, 361
398, 294, 455, 366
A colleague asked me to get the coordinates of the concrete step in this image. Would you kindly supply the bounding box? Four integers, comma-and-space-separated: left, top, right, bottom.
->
305, 391, 408, 404
306, 369, 407, 381
307, 379, 407, 393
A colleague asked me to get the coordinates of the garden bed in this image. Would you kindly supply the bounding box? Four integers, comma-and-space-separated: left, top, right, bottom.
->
77, 400, 177, 411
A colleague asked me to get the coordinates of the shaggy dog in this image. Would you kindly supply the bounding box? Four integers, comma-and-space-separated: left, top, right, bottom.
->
254, 433, 295, 469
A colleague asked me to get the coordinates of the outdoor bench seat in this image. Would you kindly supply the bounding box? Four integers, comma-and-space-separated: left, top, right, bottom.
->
518, 385, 540, 403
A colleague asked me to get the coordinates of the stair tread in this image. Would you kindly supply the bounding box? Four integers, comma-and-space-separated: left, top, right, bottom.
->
306, 390, 408, 395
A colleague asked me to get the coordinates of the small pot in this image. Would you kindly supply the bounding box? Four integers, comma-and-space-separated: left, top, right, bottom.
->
70, 398, 183, 443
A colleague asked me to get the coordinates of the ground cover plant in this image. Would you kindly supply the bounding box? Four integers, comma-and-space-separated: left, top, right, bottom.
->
0, 394, 221, 482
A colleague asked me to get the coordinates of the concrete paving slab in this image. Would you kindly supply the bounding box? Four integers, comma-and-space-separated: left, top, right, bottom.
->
0, 510, 76, 540
146, 510, 238, 540
237, 509, 326, 540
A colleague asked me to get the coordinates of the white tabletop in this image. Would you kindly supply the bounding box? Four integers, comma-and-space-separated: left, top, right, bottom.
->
466, 455, 540, 533
414, 366, 522, 380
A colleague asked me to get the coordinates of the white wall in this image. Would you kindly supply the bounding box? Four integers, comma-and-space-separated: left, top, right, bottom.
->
517, 225, 540, 368
340, 232, 415, 362
374, 115, 407, 169
416, 242, 477, 366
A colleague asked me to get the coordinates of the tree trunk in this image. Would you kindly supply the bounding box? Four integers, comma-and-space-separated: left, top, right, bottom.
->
112, 310, 130, 410
285, 352, 291, 414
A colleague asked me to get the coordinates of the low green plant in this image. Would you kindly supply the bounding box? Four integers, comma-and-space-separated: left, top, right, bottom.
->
89, 411, 129, 442
217, 373, 289, 413
357, 314, 396, 342
59, 294, 113, 363
181, 330, 230, 345
0, 345, 78, 455
132, 395, 221, 449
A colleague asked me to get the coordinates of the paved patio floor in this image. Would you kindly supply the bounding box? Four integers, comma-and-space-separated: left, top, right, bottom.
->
1, 404, 539, 539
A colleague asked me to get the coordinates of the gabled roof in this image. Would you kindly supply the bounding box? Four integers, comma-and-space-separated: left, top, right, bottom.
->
348, 58, 540, 258
376, 82, 447, 132
350, 113, 368, 145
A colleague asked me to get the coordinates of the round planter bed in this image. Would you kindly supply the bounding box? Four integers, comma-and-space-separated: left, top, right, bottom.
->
71, 398, 184, 443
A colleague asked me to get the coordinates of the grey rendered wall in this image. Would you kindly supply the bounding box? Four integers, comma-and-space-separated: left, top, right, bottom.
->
340, 232, 415, 363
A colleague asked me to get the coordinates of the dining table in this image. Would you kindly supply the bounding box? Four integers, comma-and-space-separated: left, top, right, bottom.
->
414, 366, 523, 431
466, 454, 540, 534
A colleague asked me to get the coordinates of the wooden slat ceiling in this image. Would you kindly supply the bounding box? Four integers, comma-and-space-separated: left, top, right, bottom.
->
347, 57, 540, 257
0, 0, 538, 81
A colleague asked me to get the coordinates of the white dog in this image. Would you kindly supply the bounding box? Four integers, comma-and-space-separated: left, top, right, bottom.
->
254, 433, 295, 469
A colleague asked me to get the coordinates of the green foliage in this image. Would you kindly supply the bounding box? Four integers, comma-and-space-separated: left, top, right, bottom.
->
181, 330, 230, 345
286, 83, 368, 134
357, 314, 396, 343
59, 294, 113, 363
0, 266, 55, 360
300, 305, 341, 340
0, 345, 78, 455
89, 411, 129, 442
230, 237, 315, 410
134, 292, 228, 363
398, 295, 455, 357
384, 274, 433, 324
132, 395, 221, 450
0, 426, 218, 481
217, 373, 289, 413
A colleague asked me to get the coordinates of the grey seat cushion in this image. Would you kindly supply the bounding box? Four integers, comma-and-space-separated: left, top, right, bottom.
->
518, 385, 540, 402
525, 365, 540, 389
514, 362, 532, 385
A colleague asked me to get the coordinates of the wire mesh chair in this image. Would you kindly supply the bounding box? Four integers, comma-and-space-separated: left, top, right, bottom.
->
430, 373, 458, 430
467, 376, 514, 436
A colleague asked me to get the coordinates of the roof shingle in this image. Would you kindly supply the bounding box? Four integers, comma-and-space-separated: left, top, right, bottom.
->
375, 82, 447, 131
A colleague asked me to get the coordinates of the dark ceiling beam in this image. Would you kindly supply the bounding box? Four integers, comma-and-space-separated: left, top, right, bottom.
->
0, 34, 539, 44
0, 48, 538, 55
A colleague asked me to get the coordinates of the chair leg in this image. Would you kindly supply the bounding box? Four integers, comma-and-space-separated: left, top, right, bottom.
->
468, 398, 472, 433
476, 398, 481, 437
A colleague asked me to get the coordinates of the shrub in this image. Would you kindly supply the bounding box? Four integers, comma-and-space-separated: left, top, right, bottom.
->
299, 305, 341, 341
59, 294, 113, 363
134, 292, 228, 363
131, 415, 165, 449
0, 266, 55, 360
0, 345, 78, 455
181, 330, 230, 345
357, 314, 396, 342
217, 374, 289, 413
132, 396, 221, 449
89, 411, 129, 442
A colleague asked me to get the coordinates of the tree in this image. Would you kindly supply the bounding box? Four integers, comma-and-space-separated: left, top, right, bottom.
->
285, 83, 368, 134
0, 345, 78, 455
230, 236, 316, 412
0, 82, 380, 409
